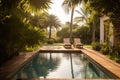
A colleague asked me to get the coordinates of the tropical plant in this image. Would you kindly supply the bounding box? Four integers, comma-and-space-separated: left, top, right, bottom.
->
45, 14, 61, 40
62, 0, 82, 42
56, 22, 79, 43
75, 7, 89, 24
86, 0, 120, 62
73, 26, 92, 44
56, 26, 70, 42
75, 3, 100, 43
0, 0, 52, 64
87, 0, 120, 49
92, 42, 101, 51
29, 12, 49, 29
74, 7, 93, 43
28, 0, 52, 11
90, 11, 100, 42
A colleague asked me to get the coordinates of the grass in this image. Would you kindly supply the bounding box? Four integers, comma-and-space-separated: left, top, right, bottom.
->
84, 44, 92, 49
44, 43, 92, 48
44, 43, 64, 46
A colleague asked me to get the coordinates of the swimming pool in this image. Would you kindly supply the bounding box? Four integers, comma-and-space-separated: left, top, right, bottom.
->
11, 52, 117, 79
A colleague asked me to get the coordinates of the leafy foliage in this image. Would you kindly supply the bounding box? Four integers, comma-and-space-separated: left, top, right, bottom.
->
0, 0, 51, 64
56, 26, 70, 42
73, 26, 92, 44
92, 42, 101, 51
75, 7, 89, 23
46, 38, 55, 44
62, 0, 82, 13
45, 14, 61, 39
88, 0, 120, 16
92, 42, 120, 63
56, 22, 93, 44
18, 0, 52, 13
87, 0, 120, 62
29, 0, 52, 11
29, 12, 49, 29
88, 0, 120, 47
56, 22, 79, 42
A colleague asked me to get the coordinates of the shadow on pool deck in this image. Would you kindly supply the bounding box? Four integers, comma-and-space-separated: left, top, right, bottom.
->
0, 45, 120, 80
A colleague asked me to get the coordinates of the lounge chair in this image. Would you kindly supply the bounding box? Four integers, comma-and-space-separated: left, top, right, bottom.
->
63, 38, 72, 48
74, 38, 83, 48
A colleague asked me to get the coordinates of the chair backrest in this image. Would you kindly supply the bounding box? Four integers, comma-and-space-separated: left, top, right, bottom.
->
63, 38, 70, 43
74, 38, 81, 43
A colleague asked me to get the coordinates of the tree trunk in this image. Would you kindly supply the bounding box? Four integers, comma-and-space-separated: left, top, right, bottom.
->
112, 15, 120, 52
112, 21, 120, 46
70, 7, 74, 43
92, 23, 96, 43
49, 26, 52, 39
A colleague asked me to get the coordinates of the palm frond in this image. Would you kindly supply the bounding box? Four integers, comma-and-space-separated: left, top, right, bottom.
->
29, 0, 52, 10
80, 8, 87, 18
62, 0, 71, 14
74, 17, 84, 23
75, 10, 83, 16
62, 0, 82, 14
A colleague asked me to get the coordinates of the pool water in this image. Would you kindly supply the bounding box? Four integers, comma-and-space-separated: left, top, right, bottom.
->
11, 53, 114, 79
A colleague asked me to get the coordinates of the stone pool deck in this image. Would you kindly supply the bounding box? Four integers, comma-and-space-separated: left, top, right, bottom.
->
0, 45, 120, 80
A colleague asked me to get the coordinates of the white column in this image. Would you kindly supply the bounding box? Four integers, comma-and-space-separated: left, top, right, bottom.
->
109, 23, 114, 46
100, 16, 110, 44
100, 17, 104, 44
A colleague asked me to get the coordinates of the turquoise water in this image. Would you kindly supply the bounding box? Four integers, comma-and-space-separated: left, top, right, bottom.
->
11, 53, 115, 79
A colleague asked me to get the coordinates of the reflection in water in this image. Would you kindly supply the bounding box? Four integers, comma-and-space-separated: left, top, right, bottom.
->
70, 53, 74, 78
12, 53, 111, 79
12, 53, 60, 78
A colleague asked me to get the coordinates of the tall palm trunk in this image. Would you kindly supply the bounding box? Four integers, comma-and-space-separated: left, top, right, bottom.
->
49, 26, 52, 39
70, 7, 75, 43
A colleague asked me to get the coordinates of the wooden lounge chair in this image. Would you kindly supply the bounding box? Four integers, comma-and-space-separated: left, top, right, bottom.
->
63, 38, 72, 48
74, 38, 83, 48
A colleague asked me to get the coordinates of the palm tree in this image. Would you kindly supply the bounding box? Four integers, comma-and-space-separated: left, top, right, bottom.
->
90, 11, 99, 42
46, 14, 61, 39
19, 0, 52, 13
85, 0, 100, 43
75, 8, 89, 24
29, 0, 51, 9
74, 7, 93, 42
74, 0, 88, 23
0, 0, 52, 64
75, 6, 99, 43
62, 0, 82, 42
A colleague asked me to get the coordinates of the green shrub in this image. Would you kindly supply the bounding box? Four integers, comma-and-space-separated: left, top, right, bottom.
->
112, 46, 120, 63
100, 42, 111, 55
92, 42, 101, 51
100, 42, 120, 63
47, 38, 55, 44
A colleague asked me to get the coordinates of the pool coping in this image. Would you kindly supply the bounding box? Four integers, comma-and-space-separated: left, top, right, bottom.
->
0, 46, 120, 80
0, 49, 40, 79
81, 48, 120, 78
11, 78, 118, 80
